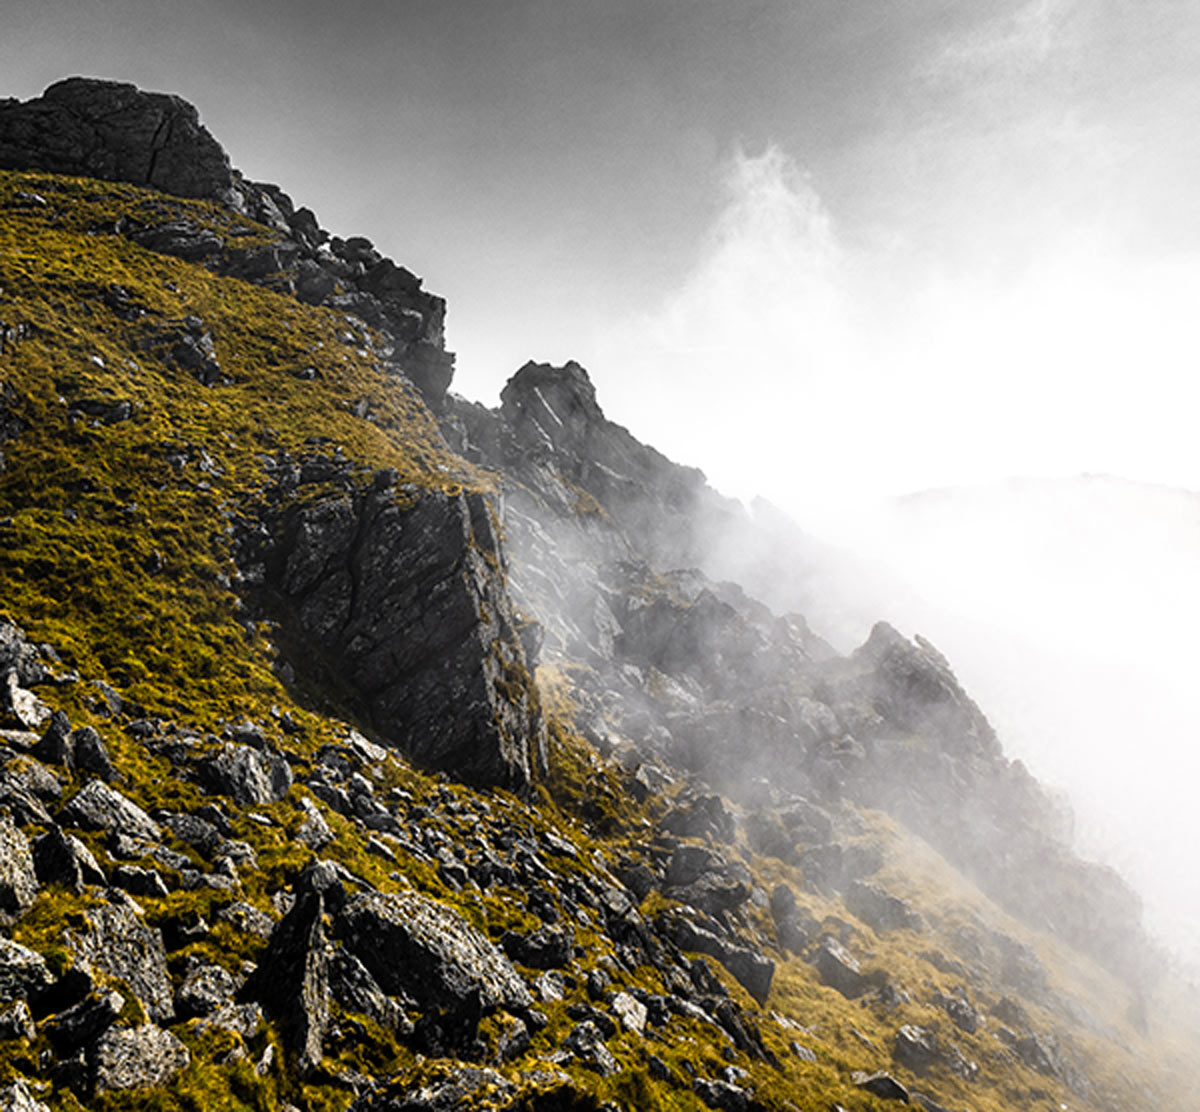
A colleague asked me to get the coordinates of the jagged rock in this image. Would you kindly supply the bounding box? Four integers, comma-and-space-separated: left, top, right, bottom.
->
31, 827, 105, 891
111, 864, 169, 899
348, 1066, 515, 1112
43, 989, 125, 1055
60, 781, 161, 842
500, 925, 573, 970
0, 999, 35, 1040
933, 990, 980, 1034
845, 881, 923, 934
90, 1023, 190, 1093
893, 1024, 938, 1075
658, 911, 774, 1004
0, 939, 52, 1005
175, 962, 238, 1019
32, 712, 73, 768
0, 1079, 49, 1112
330, 949, 407, 1033
693, 1078, 750, 1112
3, 756, 62, 804
1, 674, 49, 731
217, 901, 275, 939
812, 937, 866, 999
0, 623, 44, 689
0, 77, 233, 199
244, 486, 543, 789
296, 796, 334, 849
71, 727, 116, 780
611, 991, 647, 1035
0, 814, 36, 918
195, 1001, 263, 1040
334, 888, 533, 1017
563, 1020, 619, 1076
196, 743, 292, 805
853, 1071, 910, 1102
248, 884, 330, 1072
64, 891, 173, 1024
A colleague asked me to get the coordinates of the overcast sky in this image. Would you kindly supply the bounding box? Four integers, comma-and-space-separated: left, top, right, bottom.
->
8, 1, 1200, 963
7, 0, 1200, 509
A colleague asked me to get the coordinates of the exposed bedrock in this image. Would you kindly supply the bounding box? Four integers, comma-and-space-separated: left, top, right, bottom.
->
239, 480, 544, 791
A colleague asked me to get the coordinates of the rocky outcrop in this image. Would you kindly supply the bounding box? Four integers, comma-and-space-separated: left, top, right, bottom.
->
0, 78, 233, 199
239, 474, 543, 790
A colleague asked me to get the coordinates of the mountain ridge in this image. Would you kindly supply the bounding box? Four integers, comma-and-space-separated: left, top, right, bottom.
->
0, 77, 1192, 1112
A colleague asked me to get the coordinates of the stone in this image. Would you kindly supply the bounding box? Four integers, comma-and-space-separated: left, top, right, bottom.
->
249, 886, 330, 1072
348, 1066, 515, 1112
64, 892, 173, 1024
610, 990, 647, 1035
111, 864, 169, 899
812, 937, 866, 999
845, 881, 923, 934
500, 925, 573, 970
296, 796, 334, 849
1, 674, 49, 731
333, 889, 533, 1018
43, 989, 124, 1055
0, 939, 52, 1005
0, 1079, 49, 1112
32, 712, 73, 768
0, 999, 35, 1040
893, 1024, 938, 1075
91, 1023, 190, 1092
562, 1020, 619, 1076
176, 962, 238, 1019
31, 827, 106, 891
0, 78, 233, 199
60, 780, 161, 842
71, 727, 116, 780
0, 814, 36, 918
852, 1071, 910, 1102
196, 743, 292, 805
693, 1078, 749, 1112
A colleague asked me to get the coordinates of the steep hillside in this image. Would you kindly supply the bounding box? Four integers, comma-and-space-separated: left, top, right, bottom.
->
0, 78, 1193, 1112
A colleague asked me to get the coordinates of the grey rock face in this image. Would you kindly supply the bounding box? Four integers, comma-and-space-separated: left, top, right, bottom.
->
0, 1079, 49, 1112
246, 485, 543, 790
0, 77, 233, 199
334, 889, 533, 1016
90, 1023, 190, 1093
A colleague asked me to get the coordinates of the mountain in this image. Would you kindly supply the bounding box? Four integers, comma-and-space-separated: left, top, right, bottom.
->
0, 77, 1194, 1112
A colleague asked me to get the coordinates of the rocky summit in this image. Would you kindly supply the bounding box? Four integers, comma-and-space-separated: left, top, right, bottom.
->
0, 76, 1193, 1112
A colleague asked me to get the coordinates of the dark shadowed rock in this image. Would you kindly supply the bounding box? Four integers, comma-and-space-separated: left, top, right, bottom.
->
812, 936, 866, 998
244, 486, 543, 790
853, 1071, 910, 1102
0, 78, 233, 199
893, 1025, 938, 1075
44, 989, 124, 1055
693, 1078, 750, 1112
71, 727, 116, 780
90, 1023, 190, 1093
563, 1020, 619, 1076
32, 827, 106, 891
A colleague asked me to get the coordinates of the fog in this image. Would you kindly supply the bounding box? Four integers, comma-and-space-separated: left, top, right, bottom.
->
574, 17, 1200, 970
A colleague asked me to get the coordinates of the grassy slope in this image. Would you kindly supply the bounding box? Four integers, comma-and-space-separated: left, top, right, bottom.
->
0, 168, 1192, 1112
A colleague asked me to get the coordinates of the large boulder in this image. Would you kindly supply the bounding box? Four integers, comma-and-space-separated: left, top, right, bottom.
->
333, 889, 533, 1017
0, 814, 36, 919
0, 77, 233, 199
90, 1023, 190, 1093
